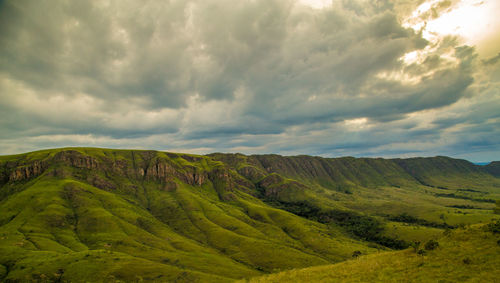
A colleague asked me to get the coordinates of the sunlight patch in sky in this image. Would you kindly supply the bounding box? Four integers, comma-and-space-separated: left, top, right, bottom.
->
298, 0, 331, 9
0, 0, 499, 161
404, 0, 500, 57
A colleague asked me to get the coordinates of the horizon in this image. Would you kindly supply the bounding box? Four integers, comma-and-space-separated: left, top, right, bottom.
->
0, 146, 495, 164
1, 0, 499, 161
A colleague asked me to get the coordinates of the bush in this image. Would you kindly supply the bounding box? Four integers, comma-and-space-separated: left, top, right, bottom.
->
388, 213, 455, 229
485, 220, 500, 234
424, 240, 439, 250
410, 241, 421, 252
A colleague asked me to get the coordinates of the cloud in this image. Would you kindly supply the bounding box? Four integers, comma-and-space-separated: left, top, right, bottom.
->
0, 0, 499, 161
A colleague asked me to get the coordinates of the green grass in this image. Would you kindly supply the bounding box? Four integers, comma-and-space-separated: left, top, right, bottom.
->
0, 148, 379, 281
0, 148, 499, 281
382, 222, 444, 243
242, 224, 500, 282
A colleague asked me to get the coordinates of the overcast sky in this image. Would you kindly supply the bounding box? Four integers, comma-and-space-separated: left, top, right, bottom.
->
1, 0, 499, 162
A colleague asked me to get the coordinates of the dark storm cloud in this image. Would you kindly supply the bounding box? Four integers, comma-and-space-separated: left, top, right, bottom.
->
0, 0, 499, 161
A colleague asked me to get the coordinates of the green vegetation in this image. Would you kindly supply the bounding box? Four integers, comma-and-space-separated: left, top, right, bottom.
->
241, 225, 500, 282
0, 148, 498, 281
387, 213, 454, 229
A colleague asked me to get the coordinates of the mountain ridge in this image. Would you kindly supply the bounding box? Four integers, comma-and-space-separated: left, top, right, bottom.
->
0, 147, 498, 282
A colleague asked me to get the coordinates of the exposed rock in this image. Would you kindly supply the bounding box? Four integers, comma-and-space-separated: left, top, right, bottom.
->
8, 160, 48, 182
3, 150, 238, 197
208, 168, 234, 192
54, 150, 99, 169
145, 161, 176, 181
177, 166, 206, 186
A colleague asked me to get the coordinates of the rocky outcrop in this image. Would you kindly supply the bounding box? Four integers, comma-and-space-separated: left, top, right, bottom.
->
140, 159, 208, 186
8, 160, 48, 182
6, 150, 99, 182
54, 150, 99, 169
143, 161, 176, 180
208, 168, 234, 191
207, 167, 237, 201
179, 168, 206, 186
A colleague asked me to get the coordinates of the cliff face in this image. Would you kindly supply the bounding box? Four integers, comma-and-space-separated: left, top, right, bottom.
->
0, 148, 499, 282
211, 154, 418, 189
7, 160, 48, 182
210, 153, 500, 191
4, 150, 499, 192
2, 148, 383, 282
1, 150, 232, 195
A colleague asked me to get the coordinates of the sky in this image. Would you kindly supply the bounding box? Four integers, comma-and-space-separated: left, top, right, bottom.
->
0, 0, 499, 162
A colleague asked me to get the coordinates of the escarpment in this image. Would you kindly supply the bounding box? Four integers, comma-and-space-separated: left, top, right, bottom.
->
7, 160, 48, 182
1, 150, 221, 190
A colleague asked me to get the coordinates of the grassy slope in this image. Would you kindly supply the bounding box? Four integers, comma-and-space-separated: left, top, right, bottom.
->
0, 148, 499, 281
242, 224, 500, 282
210, 153, 500, 245
0, 148, 374, 282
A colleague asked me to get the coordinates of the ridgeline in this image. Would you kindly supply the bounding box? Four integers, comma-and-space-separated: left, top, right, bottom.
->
0, 148, 499, 281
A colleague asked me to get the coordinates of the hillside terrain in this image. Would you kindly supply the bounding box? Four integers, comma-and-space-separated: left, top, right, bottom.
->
0, 148, 499, 282
242, 222, 500, 282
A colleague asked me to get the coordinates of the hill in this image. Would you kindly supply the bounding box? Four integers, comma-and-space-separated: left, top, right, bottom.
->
241, 222, 500, 282
485, 161, 500, 177
0, 148, 499, 281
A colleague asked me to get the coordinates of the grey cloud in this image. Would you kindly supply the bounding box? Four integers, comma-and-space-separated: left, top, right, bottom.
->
483, 53, 500, 66
0, 0, 498, 161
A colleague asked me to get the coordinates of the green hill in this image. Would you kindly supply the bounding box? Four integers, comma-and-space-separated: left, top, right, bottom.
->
0, 148, 373, 282
485, 161, 500, 177
241, 223, 500, 282
0, 148, 499, 281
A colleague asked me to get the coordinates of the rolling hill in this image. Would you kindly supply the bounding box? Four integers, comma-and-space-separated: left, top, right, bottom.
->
241, 222, 500, 282
0, 148, 499, 281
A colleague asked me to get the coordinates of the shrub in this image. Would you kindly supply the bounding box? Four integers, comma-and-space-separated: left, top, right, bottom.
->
410, 241, 421, 252
485, 220, 500, 234
424, 240, 439, 250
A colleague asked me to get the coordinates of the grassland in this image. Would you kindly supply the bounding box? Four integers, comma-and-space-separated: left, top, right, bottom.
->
242, 224, 500, 282
0, 148, 499, 281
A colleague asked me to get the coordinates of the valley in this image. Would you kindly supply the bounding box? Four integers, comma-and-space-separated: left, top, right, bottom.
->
0, 148, 498, 282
